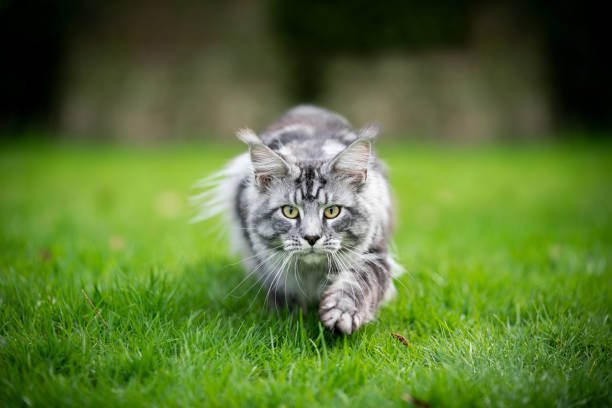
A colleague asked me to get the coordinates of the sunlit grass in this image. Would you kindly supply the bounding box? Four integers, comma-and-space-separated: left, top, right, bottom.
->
1, 140, 610, 406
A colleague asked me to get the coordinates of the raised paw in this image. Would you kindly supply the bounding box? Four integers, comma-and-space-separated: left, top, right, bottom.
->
319, 291, 367, 335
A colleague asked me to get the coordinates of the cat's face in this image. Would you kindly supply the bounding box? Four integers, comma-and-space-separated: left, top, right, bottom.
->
257, 170, 365, 259
248, 140, 371, 261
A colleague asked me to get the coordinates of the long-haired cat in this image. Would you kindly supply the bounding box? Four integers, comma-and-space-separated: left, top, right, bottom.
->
193, 105, 401, 334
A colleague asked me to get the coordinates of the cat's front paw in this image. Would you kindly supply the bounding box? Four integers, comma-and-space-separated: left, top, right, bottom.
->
319, 290, 368, 335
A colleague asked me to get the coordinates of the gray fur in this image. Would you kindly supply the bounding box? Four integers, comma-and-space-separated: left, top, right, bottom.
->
194, 105, 402, 334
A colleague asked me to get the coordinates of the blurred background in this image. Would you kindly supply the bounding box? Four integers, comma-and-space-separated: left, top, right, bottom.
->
0, 0, 609, 142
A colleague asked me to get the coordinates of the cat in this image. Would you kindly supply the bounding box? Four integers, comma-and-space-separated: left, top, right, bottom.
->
193, 105, 402, 334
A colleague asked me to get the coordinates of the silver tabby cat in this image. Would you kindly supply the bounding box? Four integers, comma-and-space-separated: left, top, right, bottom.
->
194, 105, 401, 334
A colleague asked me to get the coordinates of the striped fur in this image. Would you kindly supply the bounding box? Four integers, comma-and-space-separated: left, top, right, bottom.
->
193, 105, 402, 334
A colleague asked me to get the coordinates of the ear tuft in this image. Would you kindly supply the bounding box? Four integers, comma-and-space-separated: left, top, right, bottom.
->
236, 128, 261, 145
358, 123, 380, 141
329, 139, 371, 186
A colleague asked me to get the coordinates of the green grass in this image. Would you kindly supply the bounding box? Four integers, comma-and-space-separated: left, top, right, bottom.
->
1, 140, 610, 407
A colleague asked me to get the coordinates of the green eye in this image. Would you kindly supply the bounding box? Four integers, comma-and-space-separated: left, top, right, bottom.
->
323, 205, 341, 219
281, 205, 299, 219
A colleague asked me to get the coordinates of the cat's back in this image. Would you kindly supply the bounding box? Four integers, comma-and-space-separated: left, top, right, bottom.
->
259, 105, 358, 162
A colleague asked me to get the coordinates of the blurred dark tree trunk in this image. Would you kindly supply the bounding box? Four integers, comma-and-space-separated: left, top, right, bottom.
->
0, 1, 71, 131
530, 0, 611, 131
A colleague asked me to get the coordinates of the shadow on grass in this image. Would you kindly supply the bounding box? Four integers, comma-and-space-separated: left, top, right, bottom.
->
85, 257, 349, 351
174, 258, 347, 345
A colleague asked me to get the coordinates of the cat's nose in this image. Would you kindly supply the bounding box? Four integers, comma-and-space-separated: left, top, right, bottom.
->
304, 235, 321, 246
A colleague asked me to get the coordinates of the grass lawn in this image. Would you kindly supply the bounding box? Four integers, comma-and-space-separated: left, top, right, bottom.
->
0, 140, 610, 407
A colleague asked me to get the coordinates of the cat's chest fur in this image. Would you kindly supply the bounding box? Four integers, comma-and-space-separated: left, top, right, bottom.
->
285, 257, 330, 302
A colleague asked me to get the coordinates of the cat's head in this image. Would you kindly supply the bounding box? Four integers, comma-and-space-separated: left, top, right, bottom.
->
238, 128, 377, 261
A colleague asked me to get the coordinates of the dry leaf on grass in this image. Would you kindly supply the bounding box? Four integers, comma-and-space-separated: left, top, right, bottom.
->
391, 332, 409, 347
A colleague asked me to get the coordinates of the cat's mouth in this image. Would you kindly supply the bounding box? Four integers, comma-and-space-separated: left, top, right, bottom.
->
286, 247, 325, 254
282, 241, 340, 255
293, 246, 336, 254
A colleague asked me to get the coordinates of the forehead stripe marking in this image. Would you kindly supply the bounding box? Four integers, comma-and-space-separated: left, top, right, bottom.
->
293, 165, 328, 202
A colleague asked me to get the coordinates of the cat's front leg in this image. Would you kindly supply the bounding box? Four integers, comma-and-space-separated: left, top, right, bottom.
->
319, 258, 391, 334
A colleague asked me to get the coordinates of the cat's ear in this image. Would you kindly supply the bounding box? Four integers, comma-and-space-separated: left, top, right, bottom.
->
328, 138, 371, 186
236, 128, 291, 189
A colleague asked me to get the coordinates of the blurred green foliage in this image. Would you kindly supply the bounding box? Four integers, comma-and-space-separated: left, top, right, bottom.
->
0, 0, 610, 133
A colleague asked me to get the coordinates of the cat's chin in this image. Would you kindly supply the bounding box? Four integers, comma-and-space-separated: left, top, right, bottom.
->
299, 252, 327, 264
